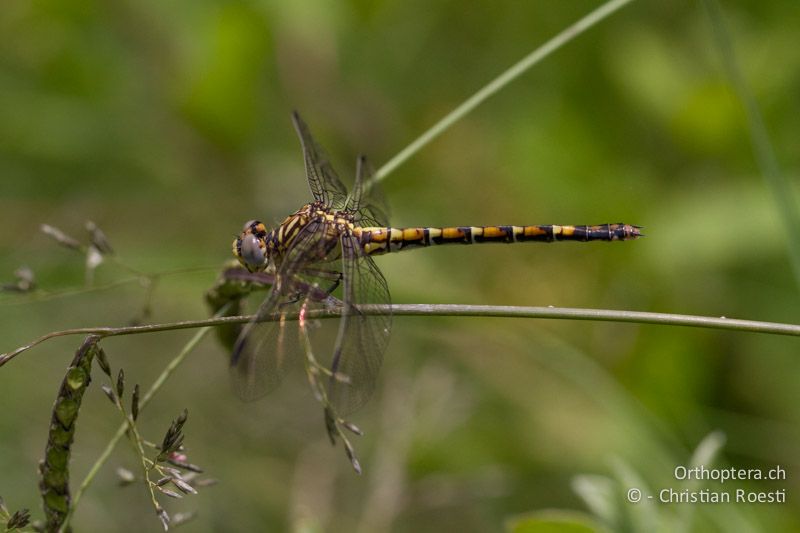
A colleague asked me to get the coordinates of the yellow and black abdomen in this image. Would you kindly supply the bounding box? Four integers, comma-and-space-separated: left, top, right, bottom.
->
355, 224, 641, 256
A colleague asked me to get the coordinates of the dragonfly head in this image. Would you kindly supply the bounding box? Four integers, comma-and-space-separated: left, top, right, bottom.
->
233, 220, 270, 272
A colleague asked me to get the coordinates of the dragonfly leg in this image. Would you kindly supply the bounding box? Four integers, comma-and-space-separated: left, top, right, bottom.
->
277, 288, 309, 308
323, 271, 343, 295
316, 273, 344, 312
301, 268, 343, 296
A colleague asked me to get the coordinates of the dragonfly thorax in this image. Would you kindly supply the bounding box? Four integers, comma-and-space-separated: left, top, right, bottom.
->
233, 203, 356, 272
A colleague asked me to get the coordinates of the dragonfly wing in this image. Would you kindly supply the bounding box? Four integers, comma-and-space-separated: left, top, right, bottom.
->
291, 111, 349, 210
230, 298, 301, 401
351, 155, 390, 227
327, 231, 392, 415
230, 219, 330, 401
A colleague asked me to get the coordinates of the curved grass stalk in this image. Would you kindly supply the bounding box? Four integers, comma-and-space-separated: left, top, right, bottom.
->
372, 0, 637, 185
3, 303, 799, 372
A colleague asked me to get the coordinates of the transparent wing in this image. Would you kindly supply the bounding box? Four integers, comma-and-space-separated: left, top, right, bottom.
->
350, 155, 390, 227
326, 231, 392, 415
291, 111, 349, 209
231, 219, 331, 401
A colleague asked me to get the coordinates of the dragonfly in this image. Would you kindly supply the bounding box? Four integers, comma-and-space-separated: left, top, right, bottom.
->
230, 111, 641, 471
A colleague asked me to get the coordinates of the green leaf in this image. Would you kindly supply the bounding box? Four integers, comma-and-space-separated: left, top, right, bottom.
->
506, 510, 606, 533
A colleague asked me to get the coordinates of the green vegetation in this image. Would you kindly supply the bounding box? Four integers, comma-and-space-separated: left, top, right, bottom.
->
1, 1, 798, 531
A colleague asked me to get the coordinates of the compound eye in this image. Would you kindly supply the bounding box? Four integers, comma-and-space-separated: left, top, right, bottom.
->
239, 234, 267, 272
243, 220, 268, 237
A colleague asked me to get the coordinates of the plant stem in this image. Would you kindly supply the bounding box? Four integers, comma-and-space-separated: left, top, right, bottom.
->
59, 319, 217, 532
40, 336, 99, 532
0, 266, 216, 308
3, 304, 799, 371
372, 0, 637, 184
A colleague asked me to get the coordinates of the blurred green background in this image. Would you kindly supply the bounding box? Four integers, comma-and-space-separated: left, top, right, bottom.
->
1, 0, 798, 531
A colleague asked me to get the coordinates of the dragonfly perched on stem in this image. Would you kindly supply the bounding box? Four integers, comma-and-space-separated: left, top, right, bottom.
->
229, 112, 641, 472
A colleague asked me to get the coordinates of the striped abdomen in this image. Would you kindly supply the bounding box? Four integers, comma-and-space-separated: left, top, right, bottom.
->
355, 224, 641, 256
